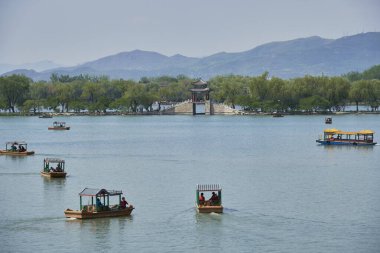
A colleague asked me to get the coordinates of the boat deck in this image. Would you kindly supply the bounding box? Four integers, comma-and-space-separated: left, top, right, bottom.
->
64, 206, 134, 219
41, 171, 67, 178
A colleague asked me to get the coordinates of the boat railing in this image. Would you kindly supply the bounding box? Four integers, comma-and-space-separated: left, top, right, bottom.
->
200, 200, 221, 206
83, 205, 95, 212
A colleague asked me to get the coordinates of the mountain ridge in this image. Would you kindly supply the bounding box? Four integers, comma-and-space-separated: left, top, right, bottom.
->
2, 32, 380, 80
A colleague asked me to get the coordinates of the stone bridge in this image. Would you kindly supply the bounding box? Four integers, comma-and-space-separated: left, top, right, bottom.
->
161, 100, 243, 115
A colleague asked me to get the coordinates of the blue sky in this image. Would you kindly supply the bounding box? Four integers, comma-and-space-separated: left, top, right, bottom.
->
0, 0, 379, 66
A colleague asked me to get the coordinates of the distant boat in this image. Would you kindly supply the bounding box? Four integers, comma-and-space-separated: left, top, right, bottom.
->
48, 121, 70, 130
40, 158, 67, 178
325, 117, 332, 124
316, 129, 376, 146
64, 188, 134, 219
39, 114, 52, 118
0, 141, 35, 156
272, 112, 284, 117
196, 184, 223, 213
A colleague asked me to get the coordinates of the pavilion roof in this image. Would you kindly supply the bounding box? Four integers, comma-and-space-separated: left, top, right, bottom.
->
192, 79, 208, 85
190, 88, 210, 92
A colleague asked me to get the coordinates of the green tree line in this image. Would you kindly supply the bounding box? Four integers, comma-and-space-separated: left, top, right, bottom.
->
1, 65, 380, 114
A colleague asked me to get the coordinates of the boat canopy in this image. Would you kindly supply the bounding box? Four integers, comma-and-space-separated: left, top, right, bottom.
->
323, 129, 339, 134
6, 141, 27, 145
79, 188, 123, 197
196, 184, 222, 192
53, 121, 66, 125
44, 158, 65, 163
323, 129, 375, 135
357, 130, 375, 134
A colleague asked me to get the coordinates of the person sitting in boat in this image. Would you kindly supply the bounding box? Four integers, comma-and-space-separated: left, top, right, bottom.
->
56, 164, 62, 172
18, 145, 26, 152
209, 192, 219, 206
50, 166, 56, 172
120, 197, 129, 209
96, 198, 103, 207
11, 143, 17, 151
199, 193, 205, 205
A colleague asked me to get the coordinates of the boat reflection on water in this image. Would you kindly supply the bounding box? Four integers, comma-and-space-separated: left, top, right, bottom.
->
323, 145, 375, 153
195, 211, 223, 223
42, 176, 66, 186
4, 154, 29, 161
64, 215, 133, 238
65, 215, 112, 235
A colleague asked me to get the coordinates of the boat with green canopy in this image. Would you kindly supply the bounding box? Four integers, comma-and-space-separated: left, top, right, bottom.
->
41, 158, 67, 178
196, 184, 223, 213
64, 188, 134, 219
0, 141, 35, 156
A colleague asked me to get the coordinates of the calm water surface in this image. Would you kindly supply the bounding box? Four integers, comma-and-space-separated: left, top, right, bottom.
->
0, 115, 379, 253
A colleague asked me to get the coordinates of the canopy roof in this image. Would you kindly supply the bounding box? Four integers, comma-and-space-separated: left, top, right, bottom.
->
6, 141, 27, 145
197, 184, 222, 192
53, 121, 66, 125
357, 130, 375, 134
324, 129, 374, 135
79, 188, 123, 197
44, 158, 65, 163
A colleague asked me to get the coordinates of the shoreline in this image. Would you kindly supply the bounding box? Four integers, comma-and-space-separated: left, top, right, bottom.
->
1, 111, 380, 117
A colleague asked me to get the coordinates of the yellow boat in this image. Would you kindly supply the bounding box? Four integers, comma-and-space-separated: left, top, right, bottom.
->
196, 184, 223, 213
40, 158, 67, 178
65, 188, 134, 219
0, 141, 35, 156
316, 129, 376, 146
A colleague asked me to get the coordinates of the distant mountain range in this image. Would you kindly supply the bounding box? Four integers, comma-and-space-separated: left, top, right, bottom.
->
0, 60, 62, 75
2, 32, 380, 80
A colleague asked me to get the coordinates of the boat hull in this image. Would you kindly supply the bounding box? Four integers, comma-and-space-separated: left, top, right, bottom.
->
64, 206, 134, 219
41, 171, 66, 178
197, 204, 223, 213
0, 150, 35, 156
316, 140, 377, 146
48, 127, 70, 130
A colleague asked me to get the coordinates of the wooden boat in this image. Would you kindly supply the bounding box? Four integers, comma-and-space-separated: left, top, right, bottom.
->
316, 129, 376, 146
39, 114, 53, 118
325, 117, 332, 124
272, 112, 284, 117
64, 188, 134, 219
48, 121, 70, 130
0, 141, 35, 156
196, 184, 223, 213
40, 158, 67, 178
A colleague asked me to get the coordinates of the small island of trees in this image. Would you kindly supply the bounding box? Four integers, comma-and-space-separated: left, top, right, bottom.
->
0, 65, 379, 115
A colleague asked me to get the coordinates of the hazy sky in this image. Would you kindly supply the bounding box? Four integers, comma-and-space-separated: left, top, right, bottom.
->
1, 0, 379, 66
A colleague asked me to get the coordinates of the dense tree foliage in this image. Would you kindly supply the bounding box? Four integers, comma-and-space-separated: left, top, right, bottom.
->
1, 65, 380, 114
344, 65, 380, 81
0, 75, 31, 112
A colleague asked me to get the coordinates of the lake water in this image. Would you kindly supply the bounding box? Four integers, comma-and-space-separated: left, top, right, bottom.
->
0, 114, 379, 253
